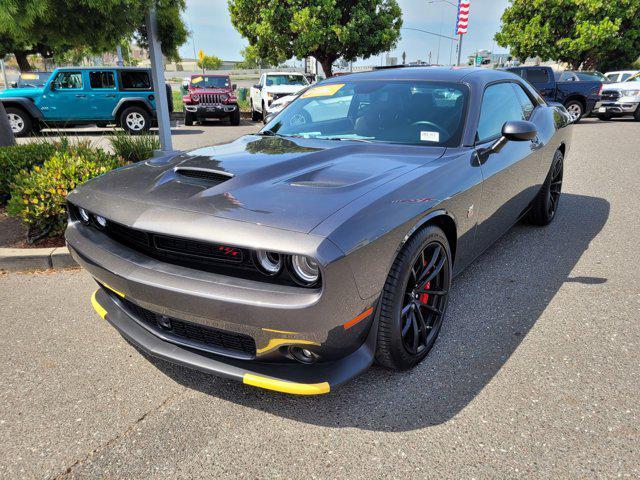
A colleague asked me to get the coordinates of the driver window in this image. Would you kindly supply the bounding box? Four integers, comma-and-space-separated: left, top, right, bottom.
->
54, 72, 83, 89
477, 83, 525, 143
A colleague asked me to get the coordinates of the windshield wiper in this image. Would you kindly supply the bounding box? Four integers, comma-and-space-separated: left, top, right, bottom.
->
322, 137, 372, 143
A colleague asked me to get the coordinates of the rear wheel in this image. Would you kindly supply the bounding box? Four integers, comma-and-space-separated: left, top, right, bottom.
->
375, 225, 452, 371
120, 106, 150, 134
527, 149, 563, 226
564, 100, 584, 122
5, 107, 33, 137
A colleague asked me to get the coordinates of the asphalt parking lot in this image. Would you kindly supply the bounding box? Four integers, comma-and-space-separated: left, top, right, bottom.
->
1, 118, 639, 479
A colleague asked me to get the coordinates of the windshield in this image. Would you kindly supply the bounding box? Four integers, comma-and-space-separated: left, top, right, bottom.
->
263, 80, 468, 147
191, 76, 230, 88
626, 73, 640, 82
575, 71, 606, 82
266, 75, 308, 87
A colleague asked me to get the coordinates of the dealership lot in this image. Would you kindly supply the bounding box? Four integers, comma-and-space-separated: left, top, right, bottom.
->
1, 118, 639, 478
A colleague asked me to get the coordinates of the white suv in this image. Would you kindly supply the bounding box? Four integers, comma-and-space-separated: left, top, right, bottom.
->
250, 72, 309, 122
596, 72, 640, 121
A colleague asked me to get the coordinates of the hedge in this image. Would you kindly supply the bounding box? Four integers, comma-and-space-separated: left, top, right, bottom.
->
7, 148, 126, 243
0, 142, 58, 203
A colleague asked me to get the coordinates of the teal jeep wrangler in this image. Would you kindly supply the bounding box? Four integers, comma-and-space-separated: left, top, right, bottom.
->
0, 67, 173, 136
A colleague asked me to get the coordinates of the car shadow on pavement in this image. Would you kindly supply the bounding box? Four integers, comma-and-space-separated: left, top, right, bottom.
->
147, 193, 610, 432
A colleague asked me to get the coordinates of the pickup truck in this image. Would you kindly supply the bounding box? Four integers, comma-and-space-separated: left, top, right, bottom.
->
505, 66, 602, 122
249, 72, 310, 122
595, 72, 640, 121
0, 67, 172, 136
182, 74, 239, 126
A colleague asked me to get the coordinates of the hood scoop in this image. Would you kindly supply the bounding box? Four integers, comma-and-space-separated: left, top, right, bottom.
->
174, 167, 234, 184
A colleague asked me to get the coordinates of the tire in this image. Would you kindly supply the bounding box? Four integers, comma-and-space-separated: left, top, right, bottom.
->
596, 114, 612, 121
184, 111, 195, 126
5, 107, 33, 137
564, 100, 584, 122
251, 101, 260, 121
527, 149, 564, 226
375, 225, 452, 371
120, 106, 150, 134
634, 106, 640, 122
229, 108, 240, 126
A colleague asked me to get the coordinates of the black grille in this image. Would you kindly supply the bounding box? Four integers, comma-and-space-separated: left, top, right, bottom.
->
200, 93, 227, 104
601, 90, 620, 101
175, 168, 233, 183
118, 295, 256, 357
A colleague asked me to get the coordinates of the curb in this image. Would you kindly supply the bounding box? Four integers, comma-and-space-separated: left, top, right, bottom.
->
0, 246, 77, 272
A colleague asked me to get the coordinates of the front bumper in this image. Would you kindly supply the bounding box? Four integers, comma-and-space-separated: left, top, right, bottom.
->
66, 219, 378, 394
594, 100, 640, 116
91, 286, 376, 395
185, 103, 237, 118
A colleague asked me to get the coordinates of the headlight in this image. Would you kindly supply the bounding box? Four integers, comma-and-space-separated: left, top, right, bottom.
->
255, 250, 283, 275
78, 207, 90, 224
191, 94, 200, 102
290, 255, 320, 285
622, 90, 640, 97
266, 93, 273, 100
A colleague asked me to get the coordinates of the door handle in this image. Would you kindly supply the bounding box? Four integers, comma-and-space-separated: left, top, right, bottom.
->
105, 94, 116, 98
75, 94, 86, 98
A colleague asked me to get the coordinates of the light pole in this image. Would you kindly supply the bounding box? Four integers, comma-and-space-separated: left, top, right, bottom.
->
427, 0, 462, 66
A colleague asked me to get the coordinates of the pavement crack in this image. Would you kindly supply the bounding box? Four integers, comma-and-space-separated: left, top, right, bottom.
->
51, 388, 187, 479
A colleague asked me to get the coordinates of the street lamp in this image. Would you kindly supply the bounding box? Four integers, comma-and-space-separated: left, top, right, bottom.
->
427, 0, 464, 66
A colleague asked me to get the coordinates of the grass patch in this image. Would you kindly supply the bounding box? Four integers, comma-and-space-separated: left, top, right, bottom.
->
108, 132, 160, 163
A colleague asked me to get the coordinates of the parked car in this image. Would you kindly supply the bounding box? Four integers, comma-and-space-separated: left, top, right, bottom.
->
67, 67, 572, 395
604, 70, 639, 83
595, 72, 640, 121
249, 72, 309, 122
555, 71, 607, 82
0, 67, 172, 136
10, 71, 52, 89
505, 65, 602, 121
182, 74, 240, 126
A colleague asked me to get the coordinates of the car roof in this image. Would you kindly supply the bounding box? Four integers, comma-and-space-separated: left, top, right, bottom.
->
191, 73, 229, 77
322, 66, 518, 84
55, 66, 150, 71
264, 72, 305, 76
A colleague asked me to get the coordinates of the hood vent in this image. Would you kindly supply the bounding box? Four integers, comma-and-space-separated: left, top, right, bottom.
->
175, 167, 234, 184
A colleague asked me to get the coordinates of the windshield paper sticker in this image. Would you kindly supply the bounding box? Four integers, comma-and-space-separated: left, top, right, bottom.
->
191, 76, 203, 84
420, 131, 440, 142
301, 84, 345, 99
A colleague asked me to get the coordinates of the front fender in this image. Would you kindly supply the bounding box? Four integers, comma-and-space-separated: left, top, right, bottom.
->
0, 97, 43, 119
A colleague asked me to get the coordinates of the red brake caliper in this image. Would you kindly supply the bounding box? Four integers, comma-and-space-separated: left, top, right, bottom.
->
419, 280, 431, 304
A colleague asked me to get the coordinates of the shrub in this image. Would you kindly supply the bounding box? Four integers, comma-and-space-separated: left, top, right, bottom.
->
108, 132, 160, 163
7, 148, 125, 242
0, 142, 58, 203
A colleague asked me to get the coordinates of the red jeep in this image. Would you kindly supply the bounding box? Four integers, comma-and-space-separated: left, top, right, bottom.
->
182, 74, 240, 126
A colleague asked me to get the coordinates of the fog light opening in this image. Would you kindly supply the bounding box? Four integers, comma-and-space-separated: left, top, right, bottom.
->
289, 346, 318, 364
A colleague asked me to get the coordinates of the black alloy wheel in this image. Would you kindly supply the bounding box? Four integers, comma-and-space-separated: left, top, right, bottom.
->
400, 242, 449, 356
375, 225, 452, 370
547, 154, 563, 218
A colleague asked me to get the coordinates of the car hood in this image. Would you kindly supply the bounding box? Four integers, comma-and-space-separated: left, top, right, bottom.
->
603, 82, 640, 91
72, 135, 445, 233
0, 87, 44, 98
189, 87, 232, 94
263, 84, 307, 95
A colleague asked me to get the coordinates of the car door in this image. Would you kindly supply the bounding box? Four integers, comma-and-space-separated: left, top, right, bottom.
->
42, 70, 90, 120
87, 70, 118, 120
475, 81, 543, 253
523, 68, 555, 100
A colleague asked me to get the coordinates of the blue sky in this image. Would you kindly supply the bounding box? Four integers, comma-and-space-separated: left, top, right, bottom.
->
180, 0, 511, 65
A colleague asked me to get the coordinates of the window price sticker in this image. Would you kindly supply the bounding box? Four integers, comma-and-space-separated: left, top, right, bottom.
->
420, 131, 440, 142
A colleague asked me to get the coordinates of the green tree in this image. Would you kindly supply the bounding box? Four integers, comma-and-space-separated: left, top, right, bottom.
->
495, 0, 640, 71
236, 45, 264, 69
228, 0, 403, 77
197, 54, 223, 70
0, 0, 188, 71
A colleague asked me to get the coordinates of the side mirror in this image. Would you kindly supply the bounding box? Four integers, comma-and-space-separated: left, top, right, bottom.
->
264, 113, 276, 124
484, 120, 537, 157
50, 82, 56, 91
232, 83, 237, 91
253, 84, 262, 90
10, 81, 17, 88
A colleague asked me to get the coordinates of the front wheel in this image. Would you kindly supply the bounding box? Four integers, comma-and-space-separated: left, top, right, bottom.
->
375, 225, 452, 371
564, 100, 584, 122
596, 114, 612, 121
229, 108, 240, 126
120, 106, 150, 134
184, 111, 195, 126
527, 149, 563, 226
5, 107, 33, 137
250, 101, 260, 121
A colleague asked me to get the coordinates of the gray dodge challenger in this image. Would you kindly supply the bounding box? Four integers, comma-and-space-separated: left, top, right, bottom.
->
66, 67, 572, 395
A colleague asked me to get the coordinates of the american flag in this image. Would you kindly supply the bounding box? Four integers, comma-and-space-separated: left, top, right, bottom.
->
456, 0, 471, 35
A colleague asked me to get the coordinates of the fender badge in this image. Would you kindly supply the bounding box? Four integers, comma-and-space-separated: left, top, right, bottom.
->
467, 204, 474, 218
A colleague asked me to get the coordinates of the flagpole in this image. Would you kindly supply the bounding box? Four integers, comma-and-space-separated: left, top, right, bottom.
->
457, 34, 463, 66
